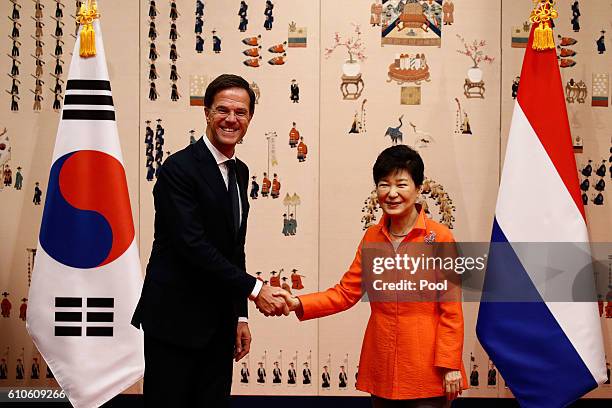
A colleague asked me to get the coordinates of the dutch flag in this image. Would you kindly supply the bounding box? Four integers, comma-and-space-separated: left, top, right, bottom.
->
476, 22, 607, 408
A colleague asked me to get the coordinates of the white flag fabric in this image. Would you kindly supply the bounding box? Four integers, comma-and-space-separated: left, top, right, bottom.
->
26, 15, 144, 408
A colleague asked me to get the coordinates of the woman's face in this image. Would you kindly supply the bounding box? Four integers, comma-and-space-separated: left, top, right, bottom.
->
376, 169, 420, 219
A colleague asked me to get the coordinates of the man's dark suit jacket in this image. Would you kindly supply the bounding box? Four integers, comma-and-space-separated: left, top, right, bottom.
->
132, 138, 256, 349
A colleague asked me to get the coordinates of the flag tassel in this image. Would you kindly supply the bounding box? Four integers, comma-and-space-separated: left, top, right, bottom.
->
529, 0, 558, 51
79, 23, 96, 57
77, 1, 99, 58
533, 22, 555, 51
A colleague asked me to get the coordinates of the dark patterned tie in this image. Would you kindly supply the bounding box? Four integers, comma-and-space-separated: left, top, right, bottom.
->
226, 160, 240, 236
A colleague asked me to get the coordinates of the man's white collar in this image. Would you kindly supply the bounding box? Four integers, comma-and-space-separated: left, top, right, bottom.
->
203, 134, 235, 165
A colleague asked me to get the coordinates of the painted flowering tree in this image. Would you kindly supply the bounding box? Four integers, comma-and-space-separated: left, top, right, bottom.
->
456, 35, 495, 68
324, 24, 367, 63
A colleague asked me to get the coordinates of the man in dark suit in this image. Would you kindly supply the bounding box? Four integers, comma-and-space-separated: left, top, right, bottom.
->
132, 74, 288, 407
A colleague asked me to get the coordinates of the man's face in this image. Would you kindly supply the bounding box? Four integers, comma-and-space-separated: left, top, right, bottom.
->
205, 87, 251, 154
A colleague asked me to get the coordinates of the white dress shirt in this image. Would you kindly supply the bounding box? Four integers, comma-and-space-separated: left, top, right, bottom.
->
202, 136, 263, 320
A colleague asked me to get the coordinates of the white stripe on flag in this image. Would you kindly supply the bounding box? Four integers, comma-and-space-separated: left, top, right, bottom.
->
65, 90, 113, 96
62, 105, 116, 111
497, 103, 588, 243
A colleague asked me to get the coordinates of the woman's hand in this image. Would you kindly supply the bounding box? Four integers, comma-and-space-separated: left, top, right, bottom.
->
274, 291, 301, 312
442, 370, 462, 400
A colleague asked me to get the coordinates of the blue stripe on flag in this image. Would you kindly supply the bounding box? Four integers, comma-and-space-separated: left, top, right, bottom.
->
476, 218, 597, 408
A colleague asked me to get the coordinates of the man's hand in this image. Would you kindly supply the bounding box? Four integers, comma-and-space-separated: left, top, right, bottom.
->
442, 370, 463, 400
254, 285, 290, 316
234, 322, 251, 362
273, 290, 301, 312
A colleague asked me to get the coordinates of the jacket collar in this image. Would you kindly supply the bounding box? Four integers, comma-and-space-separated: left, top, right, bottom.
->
377, 203, 427, 242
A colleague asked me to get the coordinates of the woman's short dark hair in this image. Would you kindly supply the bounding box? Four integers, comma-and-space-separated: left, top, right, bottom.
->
204, 74, 256, 115
373, 145, 424, 187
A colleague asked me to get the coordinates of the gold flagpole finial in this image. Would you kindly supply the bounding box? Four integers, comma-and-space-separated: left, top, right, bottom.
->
529, 0, 558, 51
76, 0, 100, 57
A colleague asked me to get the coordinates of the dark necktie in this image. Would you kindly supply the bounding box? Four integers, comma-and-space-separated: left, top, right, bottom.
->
225, 160, 240, 236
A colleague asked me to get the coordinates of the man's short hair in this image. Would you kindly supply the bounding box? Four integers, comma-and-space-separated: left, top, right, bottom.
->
204, 74, 256, 115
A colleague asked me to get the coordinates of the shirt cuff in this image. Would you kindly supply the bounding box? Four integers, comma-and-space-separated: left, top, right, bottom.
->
238, 317, 248, 323
249, 279, 263, 300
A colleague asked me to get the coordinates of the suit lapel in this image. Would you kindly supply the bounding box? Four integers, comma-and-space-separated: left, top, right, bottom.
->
192, 139, 233, 230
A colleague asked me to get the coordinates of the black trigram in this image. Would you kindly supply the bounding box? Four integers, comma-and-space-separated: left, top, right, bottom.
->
54, 297, 114, 337
62, 80, 115, 121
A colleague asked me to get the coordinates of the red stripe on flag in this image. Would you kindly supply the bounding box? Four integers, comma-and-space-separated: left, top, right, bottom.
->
517, 25, 585, 220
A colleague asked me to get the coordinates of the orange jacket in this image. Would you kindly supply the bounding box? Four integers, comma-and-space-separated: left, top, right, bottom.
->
297, 208, 467, 399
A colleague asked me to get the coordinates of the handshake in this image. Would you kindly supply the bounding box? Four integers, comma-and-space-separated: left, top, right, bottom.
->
253, 284, 301, 317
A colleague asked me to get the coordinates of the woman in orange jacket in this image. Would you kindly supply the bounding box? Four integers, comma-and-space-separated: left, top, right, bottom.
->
279, 145, 467, 407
